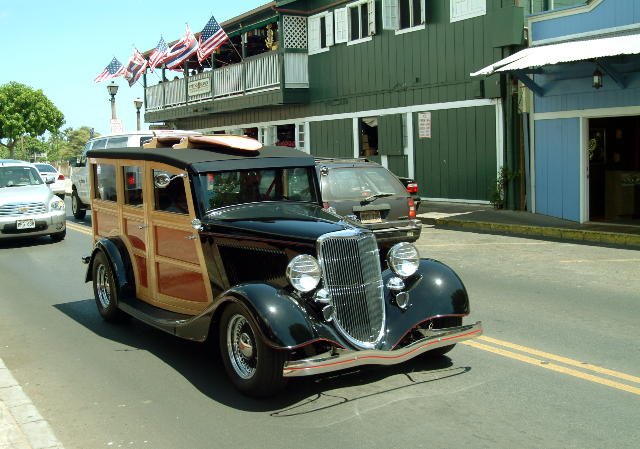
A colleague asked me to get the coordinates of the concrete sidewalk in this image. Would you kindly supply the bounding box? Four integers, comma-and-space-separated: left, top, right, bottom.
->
0, 359, 64, 449
417, 201, 640, 248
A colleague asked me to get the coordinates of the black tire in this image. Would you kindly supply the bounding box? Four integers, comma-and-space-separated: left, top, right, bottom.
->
219, 302, 287, 397
71, 189, 87, 220
426, 316, 462, 357
50, 229, 66, 242
92, 251, 121, 322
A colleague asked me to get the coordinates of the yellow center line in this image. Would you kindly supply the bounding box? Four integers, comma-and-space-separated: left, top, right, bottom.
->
477, 336, 640, 384
416, 242, 551, 248
66, 222, 92, 235
559, 259, 640, 264
463, 341, 640, 396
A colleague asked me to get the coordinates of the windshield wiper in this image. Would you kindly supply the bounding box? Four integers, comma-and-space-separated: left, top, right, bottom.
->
361, 192, 393, 204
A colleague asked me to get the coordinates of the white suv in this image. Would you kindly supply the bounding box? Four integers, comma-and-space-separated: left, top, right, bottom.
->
70, 131, 199, 219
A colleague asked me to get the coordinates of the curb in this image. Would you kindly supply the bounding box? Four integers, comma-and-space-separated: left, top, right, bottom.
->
423, 217, 640, 248
0, 358, 65, 449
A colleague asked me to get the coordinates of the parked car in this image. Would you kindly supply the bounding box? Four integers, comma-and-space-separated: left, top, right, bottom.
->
81, 135, 482, 397
70, 130, 200, 219
315, 158, 422, 252
0, 160, 66, 241
397, 176, 421, 212
33, 162, 66, 198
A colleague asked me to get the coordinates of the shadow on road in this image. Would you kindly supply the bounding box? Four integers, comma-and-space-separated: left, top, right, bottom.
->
54, 298, 471, 414
0, 235, 61, 248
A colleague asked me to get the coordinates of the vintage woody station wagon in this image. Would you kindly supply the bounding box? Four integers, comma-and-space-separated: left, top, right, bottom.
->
82, 135, 482, 396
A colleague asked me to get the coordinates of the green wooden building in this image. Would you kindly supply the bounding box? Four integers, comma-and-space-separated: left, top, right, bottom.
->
143, 0, 548, 203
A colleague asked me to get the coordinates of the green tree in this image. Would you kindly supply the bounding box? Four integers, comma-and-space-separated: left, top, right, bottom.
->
0, 82, 65, 159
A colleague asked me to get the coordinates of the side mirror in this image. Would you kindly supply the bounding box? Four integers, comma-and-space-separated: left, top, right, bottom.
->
154, 172, 185, 189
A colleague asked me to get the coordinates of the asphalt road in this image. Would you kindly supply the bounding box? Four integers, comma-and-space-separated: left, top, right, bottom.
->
0, 210, 638, 449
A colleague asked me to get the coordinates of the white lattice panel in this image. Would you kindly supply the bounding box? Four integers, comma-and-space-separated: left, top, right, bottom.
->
284, 15, 307, 49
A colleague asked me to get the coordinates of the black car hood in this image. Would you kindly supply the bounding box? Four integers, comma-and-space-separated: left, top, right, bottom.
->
201, 202, 354, 243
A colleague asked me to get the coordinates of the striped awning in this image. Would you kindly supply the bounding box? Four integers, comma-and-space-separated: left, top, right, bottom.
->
471, 33, 640, 77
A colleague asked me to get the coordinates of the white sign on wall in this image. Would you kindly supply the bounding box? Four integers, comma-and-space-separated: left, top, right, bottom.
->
418, 112, 431, 139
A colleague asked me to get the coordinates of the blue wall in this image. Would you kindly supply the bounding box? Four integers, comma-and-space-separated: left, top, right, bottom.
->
531, 0, 640, 42
534, 118, 581, 221
534, 71, 640, 114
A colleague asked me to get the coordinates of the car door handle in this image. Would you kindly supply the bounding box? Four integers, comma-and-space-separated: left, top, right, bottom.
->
138, 224, 148, 229
185, 235, 197, 240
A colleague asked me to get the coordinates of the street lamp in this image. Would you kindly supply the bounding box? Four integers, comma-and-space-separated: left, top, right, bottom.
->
107, 81, 119, 120
134, 98, 143, 131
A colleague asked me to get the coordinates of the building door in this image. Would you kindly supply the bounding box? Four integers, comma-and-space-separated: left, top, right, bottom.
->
588, 116, 640, 224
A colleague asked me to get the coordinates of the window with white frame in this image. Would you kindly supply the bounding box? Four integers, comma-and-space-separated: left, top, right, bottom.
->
308, 11, 334, 54
382, 0, 425, 31
450, 0, 486, 23
334, 0, 376, 44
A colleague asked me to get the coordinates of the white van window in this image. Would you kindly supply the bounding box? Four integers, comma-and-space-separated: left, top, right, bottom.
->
92, 139, 107, 150
106, 136, 129, 148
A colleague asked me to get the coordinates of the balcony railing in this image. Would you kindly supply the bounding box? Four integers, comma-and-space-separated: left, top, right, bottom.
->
145, 52, 308, 111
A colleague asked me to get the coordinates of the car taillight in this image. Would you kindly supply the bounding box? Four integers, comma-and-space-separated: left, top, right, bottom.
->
406, 182, 418, 194
57, 174, 65, 181
408, 198, 416, 218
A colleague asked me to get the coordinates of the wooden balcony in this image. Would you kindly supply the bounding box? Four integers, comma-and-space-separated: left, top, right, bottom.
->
145, 52, 309, 113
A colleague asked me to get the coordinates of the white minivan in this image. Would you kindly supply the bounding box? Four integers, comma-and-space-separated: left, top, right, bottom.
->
70, 131, 200, 219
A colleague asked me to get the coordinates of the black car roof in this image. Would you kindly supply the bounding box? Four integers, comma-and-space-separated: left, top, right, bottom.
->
87, 145, 315, 173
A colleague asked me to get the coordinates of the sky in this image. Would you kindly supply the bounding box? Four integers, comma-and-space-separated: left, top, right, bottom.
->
0, 0, 268, 137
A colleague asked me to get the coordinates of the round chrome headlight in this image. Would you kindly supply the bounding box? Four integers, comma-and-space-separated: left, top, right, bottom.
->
387, 242, 420, 278
286, 255, 321, 293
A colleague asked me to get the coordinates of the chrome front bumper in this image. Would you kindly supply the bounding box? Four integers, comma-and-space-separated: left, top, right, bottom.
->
283, 321, 483, 377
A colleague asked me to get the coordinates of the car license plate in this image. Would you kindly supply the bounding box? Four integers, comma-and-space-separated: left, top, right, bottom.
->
359, 210, 382, 224
16, 218, 36, 230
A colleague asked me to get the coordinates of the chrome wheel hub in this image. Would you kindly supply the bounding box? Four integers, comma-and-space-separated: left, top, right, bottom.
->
96, 264, 111, 309
227, 315, 257, 379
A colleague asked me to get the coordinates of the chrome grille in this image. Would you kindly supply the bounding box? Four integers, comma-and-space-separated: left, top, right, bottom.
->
0, 202, 47, 217
318, 229, 384, 349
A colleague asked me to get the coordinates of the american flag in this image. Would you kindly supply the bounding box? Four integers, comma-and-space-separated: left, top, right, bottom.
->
125, 49, 148, 87
197, 16, 229, 64
94, 57, 127, 83
164, 25, 199, 70
148, 36, 169, 71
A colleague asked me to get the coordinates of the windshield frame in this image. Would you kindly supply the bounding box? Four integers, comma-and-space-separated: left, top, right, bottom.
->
193, 166, 322, 217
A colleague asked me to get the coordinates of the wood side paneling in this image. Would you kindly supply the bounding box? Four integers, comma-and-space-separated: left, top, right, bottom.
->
155, 226, 199, 265
156, 262, 208, 303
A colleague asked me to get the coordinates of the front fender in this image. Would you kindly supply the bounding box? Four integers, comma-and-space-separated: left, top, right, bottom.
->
84, 237, 136, 302
382, 258, 470, 349
216, 283, 347, 350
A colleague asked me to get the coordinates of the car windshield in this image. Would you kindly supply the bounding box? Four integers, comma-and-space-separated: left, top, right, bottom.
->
197, 166, 318, 213
0, 166, 43, 188
319, 166, 406, 201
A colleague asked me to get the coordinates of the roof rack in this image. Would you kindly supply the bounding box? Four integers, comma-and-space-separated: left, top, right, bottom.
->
143, 134, 262, 154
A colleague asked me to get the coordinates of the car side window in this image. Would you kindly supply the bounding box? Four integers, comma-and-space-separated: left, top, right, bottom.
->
123, 165, 143, 207
94, 163, 117, 202
153, 169, 188, 214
